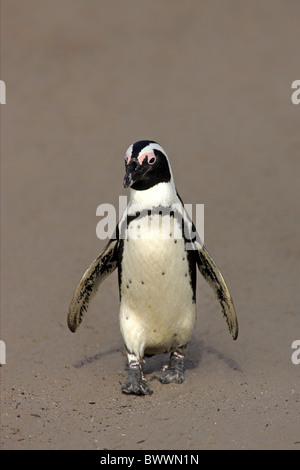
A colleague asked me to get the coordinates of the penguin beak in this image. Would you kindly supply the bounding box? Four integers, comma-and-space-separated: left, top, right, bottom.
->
123, 161, 145, 188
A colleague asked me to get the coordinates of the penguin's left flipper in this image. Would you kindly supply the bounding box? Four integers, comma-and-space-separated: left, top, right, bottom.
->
67, 238, 119, 333
195, 241, 238, 340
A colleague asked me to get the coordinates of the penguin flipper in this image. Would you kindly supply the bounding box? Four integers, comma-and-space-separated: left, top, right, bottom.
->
67, 238, 119, 333
195, 242, 238, 340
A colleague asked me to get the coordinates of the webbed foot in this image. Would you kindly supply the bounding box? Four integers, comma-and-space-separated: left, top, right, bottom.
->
121, 362, 153, 395
154, 351, 185, 384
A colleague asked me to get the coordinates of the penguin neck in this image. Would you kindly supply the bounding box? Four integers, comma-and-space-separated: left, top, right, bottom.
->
129, 180, 177, 208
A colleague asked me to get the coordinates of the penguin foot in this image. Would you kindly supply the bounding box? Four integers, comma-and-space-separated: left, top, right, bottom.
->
121, 362, 153, 395
155, 351, 185, 384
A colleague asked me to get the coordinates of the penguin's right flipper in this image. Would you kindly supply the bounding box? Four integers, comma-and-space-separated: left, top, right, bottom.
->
67, 238, 119, 333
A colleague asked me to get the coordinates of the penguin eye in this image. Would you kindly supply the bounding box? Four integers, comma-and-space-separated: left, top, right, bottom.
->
147, 155, 156, 165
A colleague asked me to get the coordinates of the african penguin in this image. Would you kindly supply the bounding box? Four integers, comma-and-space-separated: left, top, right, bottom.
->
68, 140, 238, 395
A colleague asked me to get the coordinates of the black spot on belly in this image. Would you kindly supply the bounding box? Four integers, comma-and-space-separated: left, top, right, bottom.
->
141, 280, 144, 285
162, 271, 165, 275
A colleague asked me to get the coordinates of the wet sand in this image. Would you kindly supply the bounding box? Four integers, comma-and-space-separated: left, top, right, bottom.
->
1, 0, 300, 450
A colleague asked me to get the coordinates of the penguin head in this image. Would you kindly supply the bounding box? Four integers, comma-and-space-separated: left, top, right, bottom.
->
123, 140, 172, 191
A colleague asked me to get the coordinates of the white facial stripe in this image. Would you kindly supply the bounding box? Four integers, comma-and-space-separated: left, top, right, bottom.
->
137, 151, 155, 166
125, 144, 133, 164
144, 143, 167, 157
137, 143, 168, 166
124, 142, 168, 165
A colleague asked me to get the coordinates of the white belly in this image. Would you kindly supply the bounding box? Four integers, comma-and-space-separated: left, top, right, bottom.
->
119, 213, 196, 359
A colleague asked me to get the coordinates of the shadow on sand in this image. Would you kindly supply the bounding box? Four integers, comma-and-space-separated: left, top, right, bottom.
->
73, 336, 241, 374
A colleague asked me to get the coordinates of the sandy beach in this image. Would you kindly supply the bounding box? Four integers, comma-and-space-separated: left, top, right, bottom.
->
1, 0, 299, 450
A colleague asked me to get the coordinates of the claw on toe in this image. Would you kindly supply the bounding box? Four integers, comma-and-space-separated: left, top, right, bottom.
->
154, 368, 185, 384
121, 380, 153, 395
